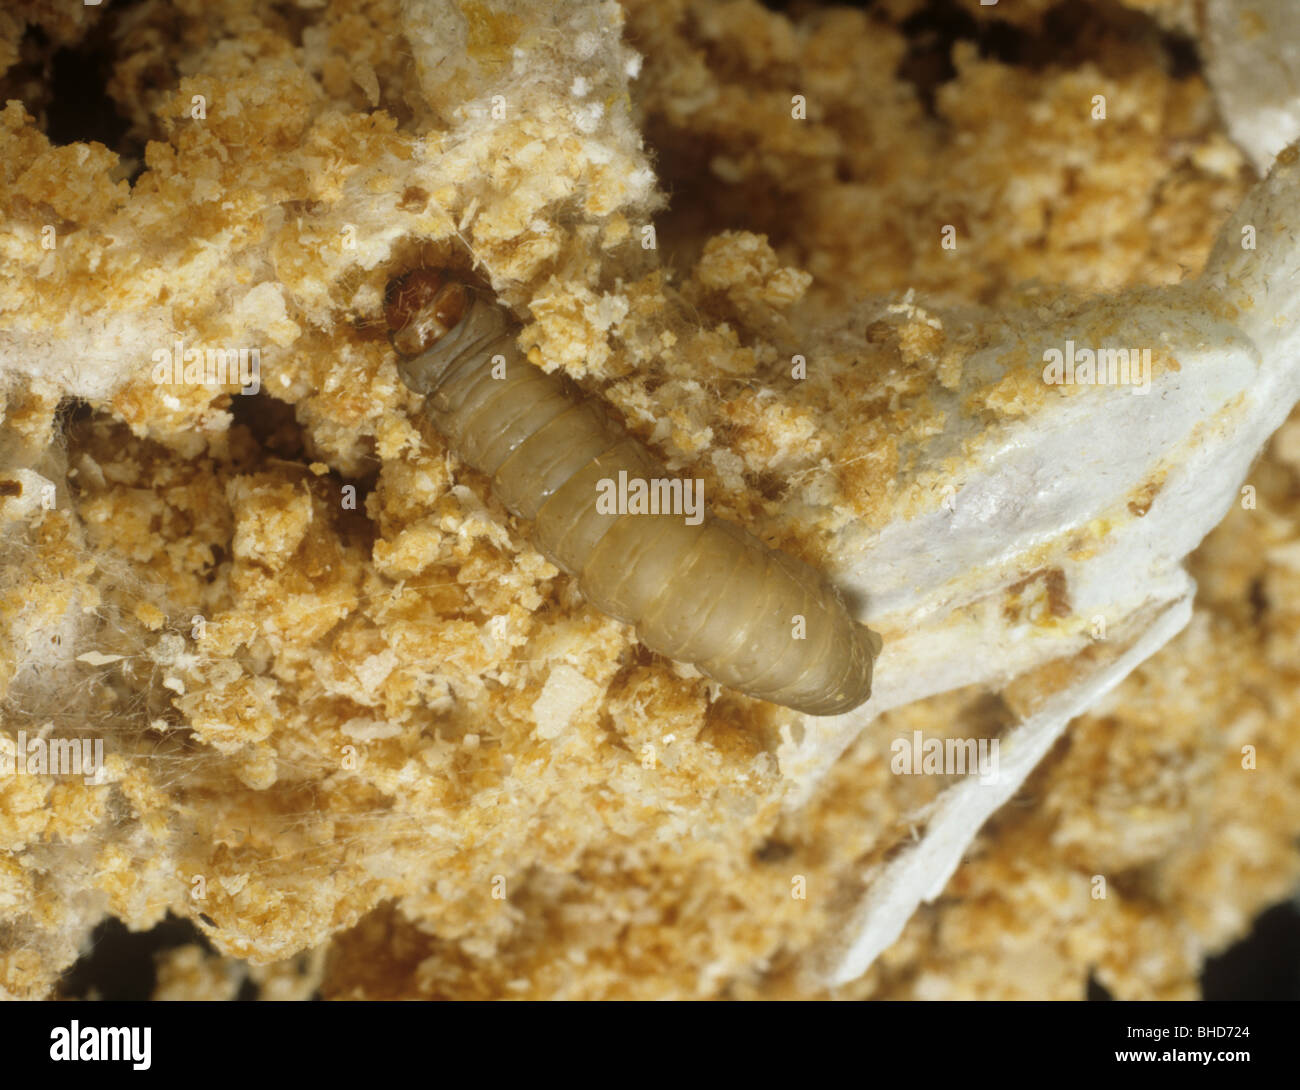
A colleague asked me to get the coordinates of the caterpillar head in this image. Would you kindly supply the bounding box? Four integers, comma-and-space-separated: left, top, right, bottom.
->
384, 268, 469, 359
384, 268, 512, 396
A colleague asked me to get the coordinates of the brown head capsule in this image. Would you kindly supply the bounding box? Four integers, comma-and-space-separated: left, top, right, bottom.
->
384, 267, 882, 716
384, 268, 470, 360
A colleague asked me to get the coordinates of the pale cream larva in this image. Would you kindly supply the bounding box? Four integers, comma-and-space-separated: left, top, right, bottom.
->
383, 269, 882, 716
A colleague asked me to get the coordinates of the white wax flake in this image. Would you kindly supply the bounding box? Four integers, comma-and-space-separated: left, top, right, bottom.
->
628, 166, 656, 192
218, 874, 250, 896
570, 76, 590, 97
342, 717, 403, 741
572, 101, 605, 134
885, 289, 942, 328
532, 665, 603, 740
76, 652, 125, 666
584, 292, 628, 330
583, 140, 615, 166
354, 650, 398, 695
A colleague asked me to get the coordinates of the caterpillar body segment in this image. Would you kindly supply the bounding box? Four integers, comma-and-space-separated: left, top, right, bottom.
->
386, 270, 882, 716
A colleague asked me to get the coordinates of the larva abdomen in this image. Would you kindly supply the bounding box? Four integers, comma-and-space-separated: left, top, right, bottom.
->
388, 273, 881, 716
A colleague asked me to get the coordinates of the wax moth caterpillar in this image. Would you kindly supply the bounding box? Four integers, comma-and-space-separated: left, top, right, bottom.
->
384, 269, 881, 716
